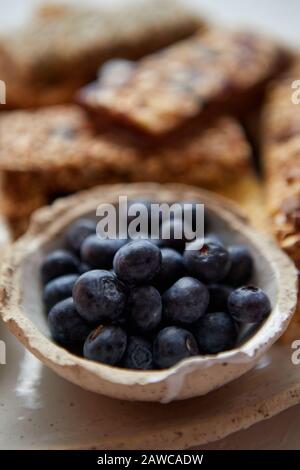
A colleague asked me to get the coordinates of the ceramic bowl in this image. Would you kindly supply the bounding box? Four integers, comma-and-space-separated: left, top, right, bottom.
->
0, 183, 297, 402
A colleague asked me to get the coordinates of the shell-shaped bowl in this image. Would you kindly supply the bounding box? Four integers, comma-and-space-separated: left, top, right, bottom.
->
0, 183, 297, 402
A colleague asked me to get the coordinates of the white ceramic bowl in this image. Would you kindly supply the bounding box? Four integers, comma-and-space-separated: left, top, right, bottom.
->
0, 183, 297, 402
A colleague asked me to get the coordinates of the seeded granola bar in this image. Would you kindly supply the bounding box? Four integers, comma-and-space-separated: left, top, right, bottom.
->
0, 0, 202, 108
0, 105, 251, 237
78, 28, 288, 137
262, 61, 300, 340
263, 61, 300, 266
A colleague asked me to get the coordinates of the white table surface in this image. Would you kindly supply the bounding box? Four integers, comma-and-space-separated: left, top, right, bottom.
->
0, 0, 300, 450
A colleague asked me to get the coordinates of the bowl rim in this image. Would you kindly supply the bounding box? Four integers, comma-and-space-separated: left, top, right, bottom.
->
0, 182, 298, 387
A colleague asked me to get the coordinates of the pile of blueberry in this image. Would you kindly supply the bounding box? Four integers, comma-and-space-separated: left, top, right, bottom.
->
41, 202, 271, 370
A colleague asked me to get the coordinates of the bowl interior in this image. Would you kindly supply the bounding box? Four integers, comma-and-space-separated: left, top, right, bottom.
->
20, 204, 276, 352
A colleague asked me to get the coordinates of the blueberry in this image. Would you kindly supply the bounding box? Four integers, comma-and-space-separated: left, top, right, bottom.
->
205, 233, 223, 245
153, 248, 185, 292
83, 325, 127, 366
128, 234, 164, 249
228, 286, 271, 323
123, 336, 153, 370
160, 218, 188, 252
194, 311, 238, 354
41, 249, 79, 284
224, 245, 253, 286
113, 240, 161, 285
146, 237, 164, 248
79, 262, 92, 274
207, 284, 233, 313
128, 285, 162, 333
65, 218, 97, 254
81, 235, 126, 270
48, 298, 91, 347
110, 312, 128, 329
153, 326, 199, 369
43, 274, 79, 312
183, 238, 231, 283
163, 277, 209, 325
73, 270, 127, 323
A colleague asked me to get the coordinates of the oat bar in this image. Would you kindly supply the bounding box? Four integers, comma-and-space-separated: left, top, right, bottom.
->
78, 28, 288, 137
262, 61, 300, 266
262, 61, 300, 340
0, 105, 251, 237
0, 0, 202, 108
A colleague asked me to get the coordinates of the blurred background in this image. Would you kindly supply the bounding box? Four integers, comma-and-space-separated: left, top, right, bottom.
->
1, 0, 300, 47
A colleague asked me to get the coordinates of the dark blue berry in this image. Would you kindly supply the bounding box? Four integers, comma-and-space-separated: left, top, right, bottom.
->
183, 238, 231, 283
126, 235, 159, 245
153, 248, 185, 292
48, 297, 91, 347
113, 240, 161, 285
81, 235, 126, 270
194, 311, 237, 354
83, 325, 127, 365
41, 249, 79, 284
111, 312, 128, 329
224, 245, 253, 286
153, 326, 199, 369
163, 277, 209, 325
146, 237, 164, 248
65, 218, 96, 254
73, 270, 127, 323
228, 285, 271, 323
205, 233, 223, 245
128, 285, 162, 333
123, 336, 153, 370
79, 262, 92, 274
43, 274, 79, 312
207, 284, 233, 313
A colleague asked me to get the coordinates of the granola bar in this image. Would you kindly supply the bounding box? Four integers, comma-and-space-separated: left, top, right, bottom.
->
262, 61, 300, 340
78, 28, 288, 137
263, 61, 300, 266
0, 105, 251, 237
0, 0, 202, 108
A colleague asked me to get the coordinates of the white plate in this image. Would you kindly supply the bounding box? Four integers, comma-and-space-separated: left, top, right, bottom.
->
1, 324, 300, 449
